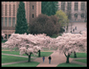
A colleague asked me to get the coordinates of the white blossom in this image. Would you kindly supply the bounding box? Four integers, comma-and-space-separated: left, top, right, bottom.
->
2, 31, 87, 56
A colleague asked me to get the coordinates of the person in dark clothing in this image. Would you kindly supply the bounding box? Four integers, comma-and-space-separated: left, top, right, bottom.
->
48, 56, 51, 64
42, 56, 45, 63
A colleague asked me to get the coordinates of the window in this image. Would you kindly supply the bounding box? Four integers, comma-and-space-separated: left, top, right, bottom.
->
74, 2, 78, 11
32, 5, 34, 9
81, 2, 85, 11
61, 2, 65, 11
2, 17, 3, 26
9, 17, 11, 27
12, 17, 15, 27
9, 4, 11, 16
32, 14, 34, 18
13, 5, 15, 16
81, 13, 85, 18
2, 5, 3, 16
5, 34, 7, 39
5, 17, 7, 27
5, 4, 7, 16
67, 2, 71, 11
8, 34, 11, 38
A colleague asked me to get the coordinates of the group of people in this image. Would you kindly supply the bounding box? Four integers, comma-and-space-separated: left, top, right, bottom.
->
42, 56, 51, 64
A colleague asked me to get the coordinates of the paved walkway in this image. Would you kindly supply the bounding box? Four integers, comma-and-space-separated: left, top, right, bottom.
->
2, 51, 87, 67
71, 58, 87, 66
34, 51, 73, 67
71, 61, 87, 66
2, 60, 28, 66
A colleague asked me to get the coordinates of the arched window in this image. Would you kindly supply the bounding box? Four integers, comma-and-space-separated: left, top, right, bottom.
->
81, 13, 85, 18
74, 13, 78, 20
5, 34, 7, 39
8, 34, 11, 38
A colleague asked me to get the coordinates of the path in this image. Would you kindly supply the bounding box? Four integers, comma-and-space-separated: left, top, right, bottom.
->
2, 53, 36, 59
2, 51, 87, 67
34, 51, 73, 67
2, 60, 28, 66
2, 53, 36, 66
71, 58, 87, 66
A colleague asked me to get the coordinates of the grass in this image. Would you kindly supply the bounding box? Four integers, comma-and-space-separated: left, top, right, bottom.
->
2, 61, 39, 67
2, 40, 7, 43
57, 63, 86, 67
70, 52, 87, 58
75, 59, 87, 63
2, 51, 52, 67
2, 55, 28, 63
57, 52, 87, 67
2, 51, 20, 55
2, 51, 53, 57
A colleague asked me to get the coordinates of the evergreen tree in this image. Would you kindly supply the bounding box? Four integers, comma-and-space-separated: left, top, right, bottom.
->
15, 2, 28, 34
42, 1, 59, 16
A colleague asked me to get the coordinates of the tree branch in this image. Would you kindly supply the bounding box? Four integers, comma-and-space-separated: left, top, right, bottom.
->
25, 53, 28, 56
64, 52, 67, 57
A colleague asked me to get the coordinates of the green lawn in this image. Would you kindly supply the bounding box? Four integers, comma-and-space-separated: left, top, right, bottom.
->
75, 59, 87, 63
2, 55, 28, 63
2, 51, 20, 55
2, 40, 7, 43
70, 52, 87, 58
2, 51, 53, 57
2, 61, 39, 67
57, 63, 86, 67
2, 51, 52, 67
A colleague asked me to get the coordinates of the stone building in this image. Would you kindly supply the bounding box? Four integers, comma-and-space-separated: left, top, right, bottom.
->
1, 1, 41, 39
58, 1, 87, 22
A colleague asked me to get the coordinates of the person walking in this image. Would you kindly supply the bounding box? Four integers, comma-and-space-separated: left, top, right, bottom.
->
42, 56, 45, 63
48, 56, 51, 64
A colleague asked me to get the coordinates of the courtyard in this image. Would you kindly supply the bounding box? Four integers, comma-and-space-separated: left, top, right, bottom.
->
1, 1, 87, 67
2, 48, 87, 67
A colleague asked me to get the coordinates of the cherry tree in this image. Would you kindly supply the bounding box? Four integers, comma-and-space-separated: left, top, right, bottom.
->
2, 33, 52, 62
55, 32, 87, 63
2, 31, 87, 63
19, 46, 41, 62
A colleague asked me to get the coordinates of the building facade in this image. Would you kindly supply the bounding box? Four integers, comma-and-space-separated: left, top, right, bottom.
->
58, 1, 87, 22
1, 1, 41, 39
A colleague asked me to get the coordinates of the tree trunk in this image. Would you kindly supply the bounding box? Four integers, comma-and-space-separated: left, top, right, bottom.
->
66, 56, 70, 63
74, 51, 77, 58
64, 52, 70, 63
28, 53, 32, 62
38, 50, 41, 57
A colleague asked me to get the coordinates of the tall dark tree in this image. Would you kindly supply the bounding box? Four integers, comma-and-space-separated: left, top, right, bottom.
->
29, 14, 60, 36
15, 2, 28, 34
42, 1, 59, 16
